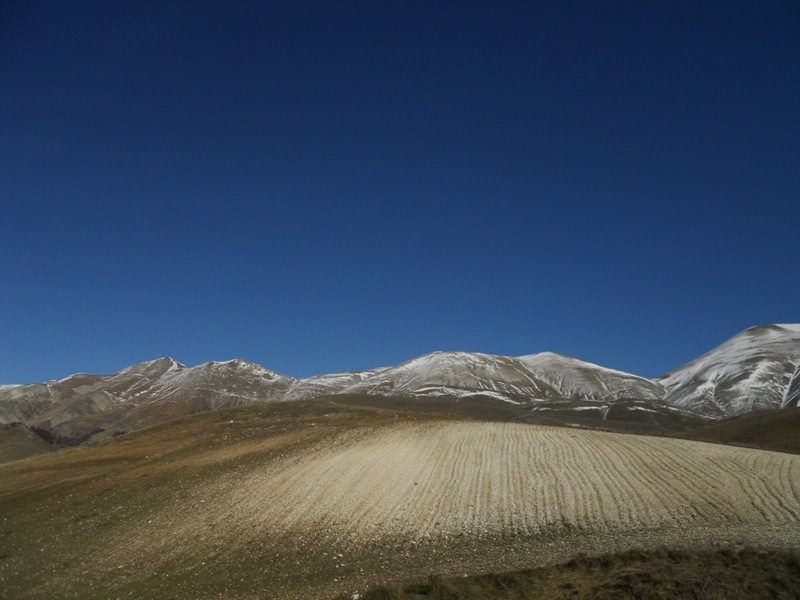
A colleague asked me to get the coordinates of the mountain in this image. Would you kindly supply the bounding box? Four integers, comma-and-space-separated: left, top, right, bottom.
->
336, 350, 700, 430
517, 352, 664, 402
282, 368, 386, 402
0, 357, 293, 443
2, 324, 799, 450
513, 352, 703, 430
0, 350, 679, 447
340, 351, 560, 403
658, 324, 800, 418
134, 358, 294, 408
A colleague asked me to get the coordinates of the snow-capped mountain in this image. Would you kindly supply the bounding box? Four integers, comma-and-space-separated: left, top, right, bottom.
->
336, 349, 699, 430
2, 324, 799, 447
0, 357, 294, 442
658, 324, 800, 418
139, 358, 294, 408
340, 351, 560, 403
337, 349, 668, 408
283, 368, 387, 402
517, 352, 664, 402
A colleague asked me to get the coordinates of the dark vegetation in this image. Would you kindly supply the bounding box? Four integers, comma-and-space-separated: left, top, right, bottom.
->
675, 407, 800, 455
0, 422, 59, 461
344, 547, 800, 600
31, 424, 104, 446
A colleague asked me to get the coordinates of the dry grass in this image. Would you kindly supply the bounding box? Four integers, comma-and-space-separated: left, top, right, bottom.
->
676, 407, 800, 455
350, 547, 800, 599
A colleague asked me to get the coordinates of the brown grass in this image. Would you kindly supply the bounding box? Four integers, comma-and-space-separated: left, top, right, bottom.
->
349, 547, 800, 599
676, 407, 800, 455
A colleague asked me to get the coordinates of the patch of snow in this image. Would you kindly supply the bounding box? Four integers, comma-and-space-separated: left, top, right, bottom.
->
530, 405, 604, 413
164, 358, 183, 374
53, 372, 92, 384
414, 385, 520, 404
518, 352, 664, 401
519, 351, 650, 381
626, 405, 660, 414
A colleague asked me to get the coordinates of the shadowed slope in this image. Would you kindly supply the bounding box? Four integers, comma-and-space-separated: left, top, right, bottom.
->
675, 407, 800, 454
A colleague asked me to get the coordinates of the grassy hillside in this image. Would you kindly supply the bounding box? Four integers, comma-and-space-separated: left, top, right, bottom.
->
345, 547, 800, 600
1, 398, 799, 599
675, 407, 800, 454
0, 423, 57, 462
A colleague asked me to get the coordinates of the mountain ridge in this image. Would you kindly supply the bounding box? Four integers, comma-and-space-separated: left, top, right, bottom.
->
2, 324, 798, 446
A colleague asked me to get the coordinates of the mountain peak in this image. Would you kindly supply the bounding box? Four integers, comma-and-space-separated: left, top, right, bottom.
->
194, 358, 292, 381
156, 356, 187, 369
658, 324, 800, 418
116, 356, 187, 378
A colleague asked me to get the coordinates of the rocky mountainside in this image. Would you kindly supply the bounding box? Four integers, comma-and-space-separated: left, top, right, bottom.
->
0, 357, 293, 443
517, 352, 665, 402
340, 351, 560, 403
2, 324, 798, 446
658, 324, 800, 419
282, 368, 386, 402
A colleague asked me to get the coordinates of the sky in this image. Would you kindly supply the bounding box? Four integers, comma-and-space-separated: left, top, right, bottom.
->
1, 1, 798, 384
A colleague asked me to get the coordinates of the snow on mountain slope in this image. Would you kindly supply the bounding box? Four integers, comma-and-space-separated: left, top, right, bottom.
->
283, 369, 387, 402
342, 351, 560, 403
0, 371, 110, 427
0, 358, 295, 437
94, 357, 295, 410
783, 364, 800, 409
4, 324, 799, 447
518, 352, 665, 402
0, 383, 58, 425
658, 324, 800, 418
98, 357, 189, 403
341, 350, 666, 407
155, 358, 295, 408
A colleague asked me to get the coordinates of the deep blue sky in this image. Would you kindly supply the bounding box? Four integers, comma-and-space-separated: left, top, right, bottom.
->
2, 1, 798, 384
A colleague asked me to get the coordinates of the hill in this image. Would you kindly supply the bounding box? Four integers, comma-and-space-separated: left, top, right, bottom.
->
675, 407, 800, 454
2, 399, 798, 599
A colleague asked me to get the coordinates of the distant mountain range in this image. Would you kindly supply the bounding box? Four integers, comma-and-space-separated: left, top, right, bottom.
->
1, 324, 798, 446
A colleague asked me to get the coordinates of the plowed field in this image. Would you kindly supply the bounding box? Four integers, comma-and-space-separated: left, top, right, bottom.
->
196, 421, 800, 540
